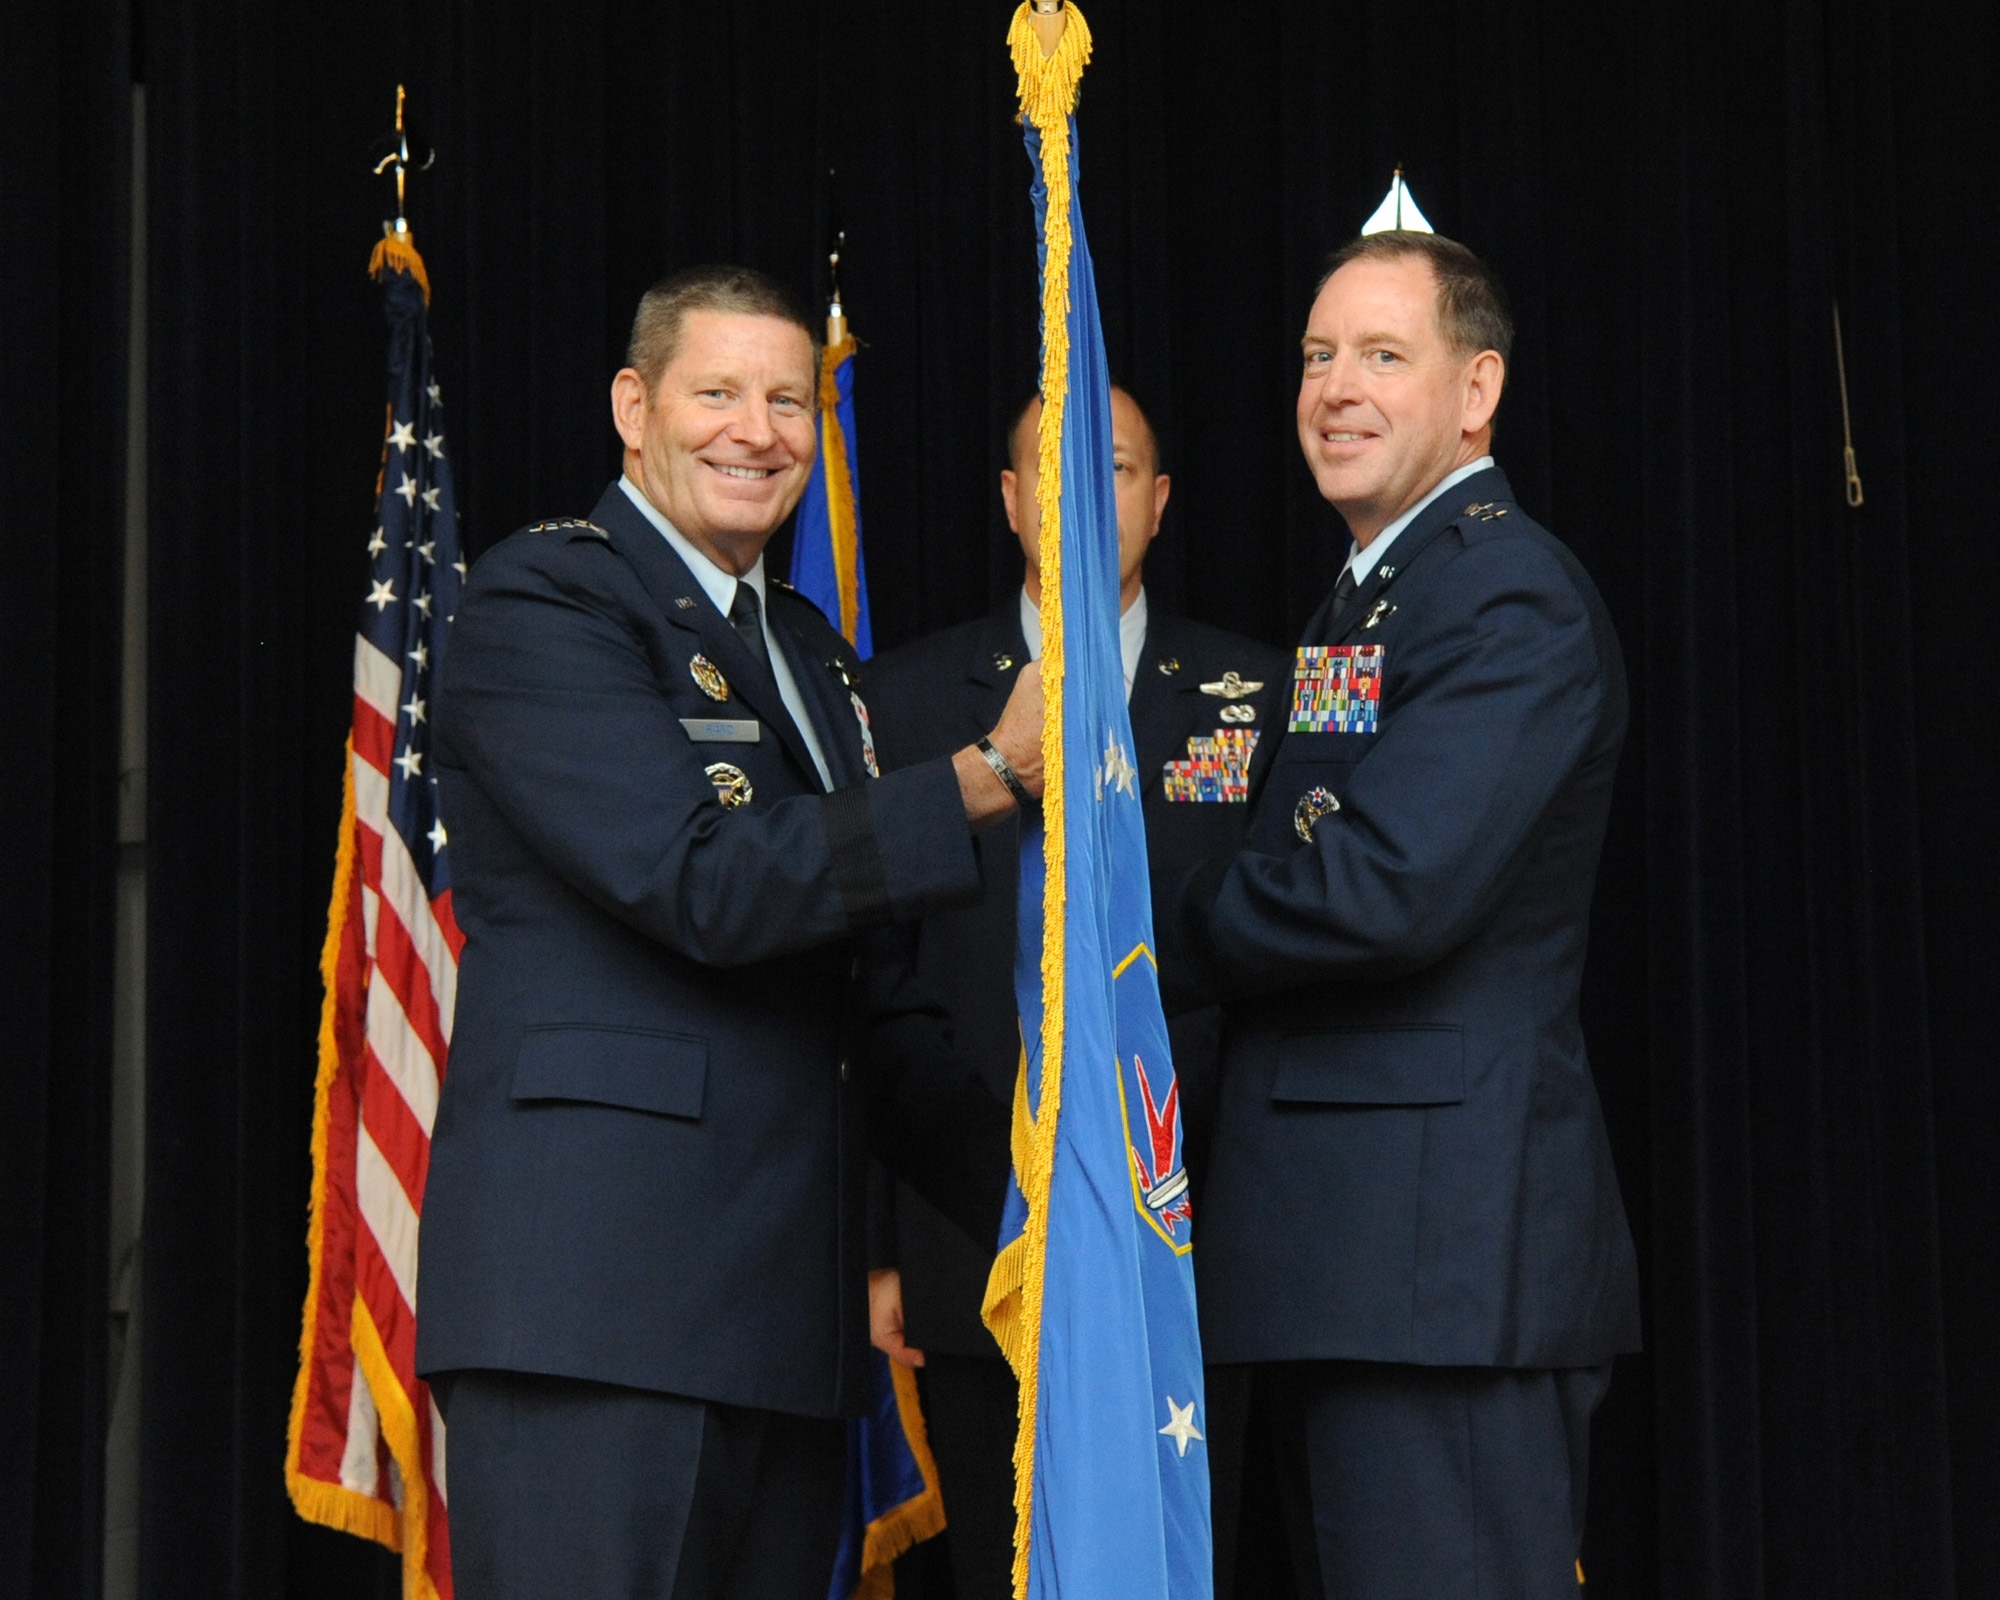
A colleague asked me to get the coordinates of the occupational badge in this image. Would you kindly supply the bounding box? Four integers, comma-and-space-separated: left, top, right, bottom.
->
850, 691, 880, 778
1161, 728, 1258, 803
1198, 670, 1263, 699
689, 654, 729, 703
704, 762, 753, 809
1219, 703, 1256, 725
1294, 786, 1341, 842
1290, 644, 1384, 733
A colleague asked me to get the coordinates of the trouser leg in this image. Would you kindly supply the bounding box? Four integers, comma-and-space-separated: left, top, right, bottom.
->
1263, 1360, 1612, 1600
435, 1369, 844, 1600
920, 1351, 1020, 1600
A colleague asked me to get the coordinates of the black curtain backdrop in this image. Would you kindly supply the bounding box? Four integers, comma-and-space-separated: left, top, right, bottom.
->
1, 0, 130, 1594
6, 1, 1995, 1596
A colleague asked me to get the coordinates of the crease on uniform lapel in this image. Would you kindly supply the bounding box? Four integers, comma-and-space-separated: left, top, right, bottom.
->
775, 600, 864, 790
966, 609, 1026, 741
1125, 613, 1185, 777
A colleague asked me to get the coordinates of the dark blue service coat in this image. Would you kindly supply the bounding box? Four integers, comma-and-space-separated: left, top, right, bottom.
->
417, 482, 1005, 1419
1160, 465, 1642, 1370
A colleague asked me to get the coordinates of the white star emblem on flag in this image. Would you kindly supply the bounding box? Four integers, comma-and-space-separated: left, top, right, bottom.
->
1158, 1397, 1204, 1458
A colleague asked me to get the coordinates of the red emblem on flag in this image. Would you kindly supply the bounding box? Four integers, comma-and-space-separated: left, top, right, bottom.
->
1128, 1054, 1193, 1238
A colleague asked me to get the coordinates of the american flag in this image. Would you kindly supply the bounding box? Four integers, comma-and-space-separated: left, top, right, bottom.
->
287, 233, 463, 1600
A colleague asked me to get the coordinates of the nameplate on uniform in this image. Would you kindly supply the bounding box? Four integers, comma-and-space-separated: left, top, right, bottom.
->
1162, 728, 1259, 802
1290, 645, 1384, 734
680, 717, 761, 744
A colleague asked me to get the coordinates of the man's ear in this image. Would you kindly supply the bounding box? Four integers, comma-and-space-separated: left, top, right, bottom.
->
1150, 473, 1172, 541
1462, 351, 1505, 440
1000, 468, 1022, 535
611, 368, 649, 453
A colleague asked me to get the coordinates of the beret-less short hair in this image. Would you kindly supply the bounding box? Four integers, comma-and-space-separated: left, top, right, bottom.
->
1320, 231, 1515, 364
624, 264, 820, 394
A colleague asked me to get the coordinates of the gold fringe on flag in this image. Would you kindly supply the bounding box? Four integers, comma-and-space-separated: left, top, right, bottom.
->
993, 9, 1093, 1599
369, 229, 432, 305
851, 1361, 951, 1599
817, 335, 864, 644
350, 1296, 445, 1600
284, 739, 401, 1550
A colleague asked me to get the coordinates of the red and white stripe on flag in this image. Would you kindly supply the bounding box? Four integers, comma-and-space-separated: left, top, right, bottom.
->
286, 631, 463, 1598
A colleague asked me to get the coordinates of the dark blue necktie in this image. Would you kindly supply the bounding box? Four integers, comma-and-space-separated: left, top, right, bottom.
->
728, 583, 773, 678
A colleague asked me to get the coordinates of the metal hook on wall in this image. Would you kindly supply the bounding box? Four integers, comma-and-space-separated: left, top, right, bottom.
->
1833, 301, 1864, 509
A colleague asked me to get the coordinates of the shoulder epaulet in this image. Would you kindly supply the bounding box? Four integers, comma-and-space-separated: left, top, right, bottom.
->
527, 518, 610, 540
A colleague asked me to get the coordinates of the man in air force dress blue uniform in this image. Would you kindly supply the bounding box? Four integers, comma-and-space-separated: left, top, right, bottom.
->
1158, 232, 1641, 1598
417, 266, 1042, 1599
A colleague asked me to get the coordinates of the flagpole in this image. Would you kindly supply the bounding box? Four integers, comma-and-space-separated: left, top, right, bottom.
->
1025, 0, 1068, 56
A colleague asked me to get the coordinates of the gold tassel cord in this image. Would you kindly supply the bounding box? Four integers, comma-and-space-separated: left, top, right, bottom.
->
1000, 8, 1094, 1599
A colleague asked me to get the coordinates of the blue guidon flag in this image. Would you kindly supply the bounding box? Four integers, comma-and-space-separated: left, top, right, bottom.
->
981, 8, 1213, 1599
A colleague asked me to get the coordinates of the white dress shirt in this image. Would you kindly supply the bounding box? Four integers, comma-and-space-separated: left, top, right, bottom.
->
1019, 584, 1148, 703
1342, 455, 1497, 588
620, 476, 834, 790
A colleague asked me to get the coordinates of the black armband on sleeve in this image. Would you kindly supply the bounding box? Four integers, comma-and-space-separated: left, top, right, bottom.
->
824, 784, 893, 929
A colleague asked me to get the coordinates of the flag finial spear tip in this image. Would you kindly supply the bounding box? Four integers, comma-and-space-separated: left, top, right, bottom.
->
1360, 168, 1436, 237
372, 85, 434, 238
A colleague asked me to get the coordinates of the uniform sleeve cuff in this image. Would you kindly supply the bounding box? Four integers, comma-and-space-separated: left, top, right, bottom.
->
823, 757, 981, 931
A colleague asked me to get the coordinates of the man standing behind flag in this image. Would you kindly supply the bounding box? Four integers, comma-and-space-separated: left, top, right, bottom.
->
418, 264, 1040, 1597
864, 382, 1283, 1599
1156, 231, 1642, 1598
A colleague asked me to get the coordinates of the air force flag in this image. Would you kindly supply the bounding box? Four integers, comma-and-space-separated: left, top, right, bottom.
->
981, 9, 1213, 1598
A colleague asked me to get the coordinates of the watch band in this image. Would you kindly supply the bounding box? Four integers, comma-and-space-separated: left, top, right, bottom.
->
976, 736, 1033, 809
